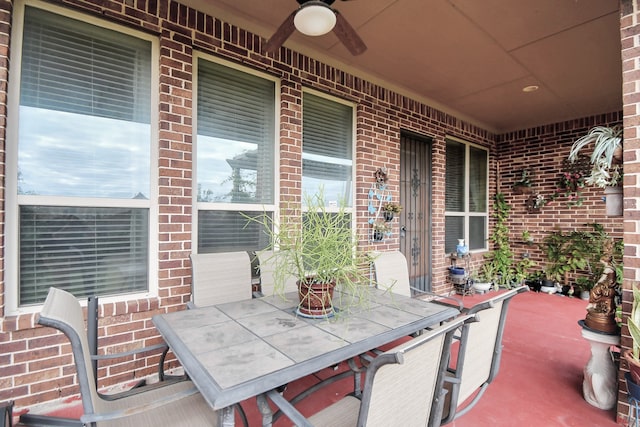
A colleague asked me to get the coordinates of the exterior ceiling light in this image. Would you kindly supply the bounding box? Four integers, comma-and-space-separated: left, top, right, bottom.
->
522, 85, 539, 93
294, 2, 337, 36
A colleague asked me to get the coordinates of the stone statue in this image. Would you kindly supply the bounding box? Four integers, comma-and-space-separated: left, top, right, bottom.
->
584, 239, 618, 333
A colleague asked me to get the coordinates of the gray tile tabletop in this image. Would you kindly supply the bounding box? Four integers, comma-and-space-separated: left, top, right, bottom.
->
152, 287, 459, 412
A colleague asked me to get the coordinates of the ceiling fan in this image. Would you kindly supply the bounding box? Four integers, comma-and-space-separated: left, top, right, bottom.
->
263, 0, 367, 56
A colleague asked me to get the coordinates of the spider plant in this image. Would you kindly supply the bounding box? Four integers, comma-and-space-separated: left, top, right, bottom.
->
568, 125, 623, 187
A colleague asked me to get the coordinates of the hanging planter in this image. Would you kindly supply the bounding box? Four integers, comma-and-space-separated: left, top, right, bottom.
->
381, 202, 402, 222
604, 185, 623, 217
371, 220, 390, 242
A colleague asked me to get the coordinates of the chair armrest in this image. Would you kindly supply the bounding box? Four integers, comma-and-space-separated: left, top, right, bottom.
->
90, 343, 168, 361
265, 389, 314, 427
80, 385, 200, 424
412, 288, 464, 312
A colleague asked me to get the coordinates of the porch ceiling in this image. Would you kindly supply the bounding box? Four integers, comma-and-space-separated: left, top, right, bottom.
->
183, 0, 621, 133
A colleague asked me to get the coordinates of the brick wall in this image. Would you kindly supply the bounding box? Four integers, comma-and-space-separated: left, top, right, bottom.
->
0, 0, 629, 418
620, 0, 639, 424
499, 114, 624, 276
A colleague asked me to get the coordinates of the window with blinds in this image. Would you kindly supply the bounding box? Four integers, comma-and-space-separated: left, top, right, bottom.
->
15, 6, 152, 306
445, 139, 488, 254
196, 58, 276, 252
302, 93, 353, 207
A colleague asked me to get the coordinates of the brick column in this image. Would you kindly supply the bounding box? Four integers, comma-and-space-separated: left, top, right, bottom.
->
620, 0, 640, 423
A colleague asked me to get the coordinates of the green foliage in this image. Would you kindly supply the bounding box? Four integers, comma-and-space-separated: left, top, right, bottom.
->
568, 125, 623, 188
484, 193, 515, 288
540, 223, 622, 287
243, 189, 370, 298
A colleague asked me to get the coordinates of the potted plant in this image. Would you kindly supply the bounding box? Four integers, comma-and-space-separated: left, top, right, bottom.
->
568, 125, 623, 216
381, 202, 402, 221
244, 190, 370, 318
371, 220, 391, 241
513, 169, 533, 194
568, 125, 623, 188
471, 264, 494, 293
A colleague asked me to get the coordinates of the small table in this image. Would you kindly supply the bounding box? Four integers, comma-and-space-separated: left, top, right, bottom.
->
152, 288, 459, 426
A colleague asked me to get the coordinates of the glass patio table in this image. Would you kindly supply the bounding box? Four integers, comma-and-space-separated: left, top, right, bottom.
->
152, 287, 459, 426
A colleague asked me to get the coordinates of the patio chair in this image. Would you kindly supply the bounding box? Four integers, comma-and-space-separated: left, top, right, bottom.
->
370, 251, 463, 310
188, 251, 253, 308
254, 250, 299, 297
265, 314, 476, 427
439, 285, 528, 425
0, 401, 13, 427
21, 287, 220, 427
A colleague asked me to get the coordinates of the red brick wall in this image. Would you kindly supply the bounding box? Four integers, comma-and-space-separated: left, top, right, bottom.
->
0, 0, 628, 418
499, 114, 624, 276
620, 0, 639, 423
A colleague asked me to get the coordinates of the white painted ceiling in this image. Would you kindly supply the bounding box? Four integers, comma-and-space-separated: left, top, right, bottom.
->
184, 0, 622, 133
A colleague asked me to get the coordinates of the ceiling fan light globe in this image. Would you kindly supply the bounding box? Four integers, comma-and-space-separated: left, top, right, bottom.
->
294, 4, 336, 36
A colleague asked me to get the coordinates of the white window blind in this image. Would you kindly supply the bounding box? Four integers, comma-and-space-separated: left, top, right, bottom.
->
445, 139, 488, 253
197, 59, 275, 204
302, 93, 353, 206
16, 6, 152, 306
196, 58, 276, 253
20, 206, 149, 305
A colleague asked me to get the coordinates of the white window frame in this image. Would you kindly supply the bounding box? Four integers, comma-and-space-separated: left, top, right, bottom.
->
5, 0, 160, 315
192, 53, 280, 252
444, 136, 489, 254
301, 88, 357, 222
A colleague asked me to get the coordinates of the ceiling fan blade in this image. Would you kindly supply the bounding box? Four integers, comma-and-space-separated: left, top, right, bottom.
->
333, 11, 367, 56
264, 11, 297, 54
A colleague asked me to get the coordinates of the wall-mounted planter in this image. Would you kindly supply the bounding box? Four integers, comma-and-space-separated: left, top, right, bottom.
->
513, 184, 533, 194
604, 185, 622, 217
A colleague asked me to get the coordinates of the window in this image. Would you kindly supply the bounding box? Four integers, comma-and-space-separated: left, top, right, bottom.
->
302, 92, 354, 207
195, 57, 276, 252
8, 4, 155, 308
445, 139, 488, 254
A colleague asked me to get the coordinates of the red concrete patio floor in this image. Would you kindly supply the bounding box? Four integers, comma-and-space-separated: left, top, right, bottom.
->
16, 289, 624, 426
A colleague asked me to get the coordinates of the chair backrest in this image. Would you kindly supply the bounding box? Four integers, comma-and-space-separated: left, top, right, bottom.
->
370, 251, 412, 297
38, 287, 104, 416
443, 285, 528, 423
256, 251, 298, 296
358, 315, 474, 427
189, 252, 253, 306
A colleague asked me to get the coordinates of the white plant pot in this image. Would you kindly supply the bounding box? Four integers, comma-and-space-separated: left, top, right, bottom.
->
604, 185, 622, 217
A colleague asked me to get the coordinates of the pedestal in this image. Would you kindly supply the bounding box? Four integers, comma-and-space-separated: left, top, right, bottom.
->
579, 320, 620, 410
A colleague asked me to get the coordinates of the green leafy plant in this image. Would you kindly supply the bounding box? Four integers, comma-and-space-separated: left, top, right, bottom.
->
568, 125, 623, 188
243, 190, 370, 302
540, 223, 622, 287
484, 193, 514, 288
513, 169, 533, 188
382, 202, 402, 213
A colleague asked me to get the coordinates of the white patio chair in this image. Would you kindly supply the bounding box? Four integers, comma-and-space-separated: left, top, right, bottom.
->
439, 285, 528, 424
370, 251, 463, 310
265, 314, 476, 427
254, 250, 298, 297
27, 287, 220, 427
188, 251, 253, 308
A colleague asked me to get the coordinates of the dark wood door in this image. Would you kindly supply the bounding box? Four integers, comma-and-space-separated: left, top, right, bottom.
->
399, 132, 433, 292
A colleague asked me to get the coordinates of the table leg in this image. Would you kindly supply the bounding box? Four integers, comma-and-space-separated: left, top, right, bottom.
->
256, 394, 273, 427
220, 405, 236, 427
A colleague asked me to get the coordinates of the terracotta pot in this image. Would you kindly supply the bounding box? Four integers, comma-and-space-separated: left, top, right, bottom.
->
297, 280, 336, 318
624, 349, 640, 385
